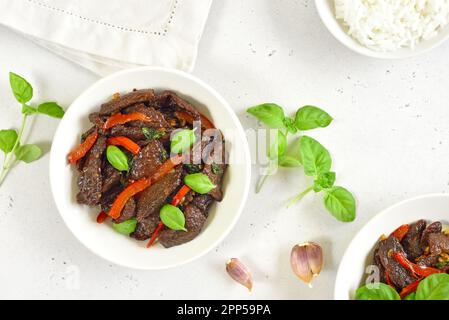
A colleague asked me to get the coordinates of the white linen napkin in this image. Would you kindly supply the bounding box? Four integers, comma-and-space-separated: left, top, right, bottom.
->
0, 0, 212, 75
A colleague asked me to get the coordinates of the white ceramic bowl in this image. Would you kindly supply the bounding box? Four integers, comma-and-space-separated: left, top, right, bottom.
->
50, 67, 251, 270
315, 1, 449, 59
335, 194, 449, 299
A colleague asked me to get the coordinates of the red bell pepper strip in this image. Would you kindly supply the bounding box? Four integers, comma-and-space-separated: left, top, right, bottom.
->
146, 221, 165, 248
400, 279, 421, 299
171, 185, 191, 207
107, 136, 141, 155
108, 154, 185, 219
103, 112, 152, 130
96, 211, 108, 224
67, 131, 99, 164
174, 110, 215, 130
392, 252, 442, 278
391, 224, 410, 241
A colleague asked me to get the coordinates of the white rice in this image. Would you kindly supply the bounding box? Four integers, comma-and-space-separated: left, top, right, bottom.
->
334, 0, 449, 51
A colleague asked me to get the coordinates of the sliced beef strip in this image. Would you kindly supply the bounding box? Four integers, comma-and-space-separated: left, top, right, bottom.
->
201, 132, 227, 201
401, 219, 427, 261
131, 168, 182, 240
417, 254, 440, 268
378, 236, 416, 291
123, 103, 171, 129
159, 195, 211, 248
100, 187, 136, 223
114, 197, 136, 224
129, 139, 166, 181
76, 135, 107, 206
101, 163, 121, 193
428, 233, 449, 255
157, 91, 200, 119
372, 241, 387, 283
109, 125, 147, 141
420, 221, 442, 248
88, 112, 106, 129
99, 89, 156, 116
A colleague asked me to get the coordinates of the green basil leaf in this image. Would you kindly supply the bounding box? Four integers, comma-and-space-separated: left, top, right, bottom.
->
0, 129, 18, 154
22, 104, 37, 115
415, 273, 449, 300
283, 117, 297, 134
37, 102, 65, 118
184, 173, 216, 194
404, 293, 416, 300
323, 186, 356, 222
279, 156, 302, 167
247, 103, 286, 129
355, 283, 400, 300
313, 171, 336, 192
106, 145, 129, 172
142, 127, 165, 141
295, 106, 333, 131
299, 135, 332, 177
170, 128, 197, 154
160, 204, 187, 231
9, 72, 33, 104
112, 218, 137, 235
279, 138, 302, 168
15, 144, 42, 163
268, 130, 287, 160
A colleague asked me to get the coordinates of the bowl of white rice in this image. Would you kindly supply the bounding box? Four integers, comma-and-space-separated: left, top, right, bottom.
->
316, 0, 449, 58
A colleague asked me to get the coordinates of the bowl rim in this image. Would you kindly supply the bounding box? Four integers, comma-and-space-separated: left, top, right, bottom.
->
314, 0, 449, 59
334, 193, 449, 299
49, 66, 251, 270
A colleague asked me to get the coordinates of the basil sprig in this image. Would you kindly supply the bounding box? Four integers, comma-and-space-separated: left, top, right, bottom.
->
160, 204, 187, 231
112, 218, 138, 235
356, 274, 449, 300
106, 145, 129, 172
0, 72, 64, 186
184, 173, 216, 194
247, 103, 356, 222
171, 128, 197, 154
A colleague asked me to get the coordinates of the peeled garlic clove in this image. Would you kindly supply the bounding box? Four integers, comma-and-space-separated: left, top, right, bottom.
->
226, 258, 253, 291
291, 242, 323, 287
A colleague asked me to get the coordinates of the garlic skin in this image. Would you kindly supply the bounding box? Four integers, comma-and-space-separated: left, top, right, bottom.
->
290, 242, 323, 287
226, 258, 253, 292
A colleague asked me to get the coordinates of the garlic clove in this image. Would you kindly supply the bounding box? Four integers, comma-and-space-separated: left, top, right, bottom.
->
226, 258, 253, 292
291, 242, 323, 287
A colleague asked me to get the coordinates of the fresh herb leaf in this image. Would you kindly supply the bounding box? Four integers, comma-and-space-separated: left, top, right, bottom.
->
247, 103, 286, 129
279, 138, 302, 168
295, 106, 333, 131
211, 163, 222, 174
299, 135, 332, 177
112, 218, 137, 235
15, 144, 42, 163
184, 163, 202, 174
171, 128, 197, 154
184, 173, 216, 194
268, 130, 287, 160
415, 273, 449, 300
404, 293, 416, 300
323, 186, 356, 222
283, 117, 297, 134
0, 129, 18, 154
313, 171, 336, 192
22, 104, 37, 115
9, 72, 33, 104
160, 204, 187, 231
37, 102, 65, 118
142, 127, 165, 141
355, 283, 400, 300
106, 145, 129, 172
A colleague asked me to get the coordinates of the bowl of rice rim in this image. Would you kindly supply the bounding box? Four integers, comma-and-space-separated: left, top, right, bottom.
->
315, 0, 449, 58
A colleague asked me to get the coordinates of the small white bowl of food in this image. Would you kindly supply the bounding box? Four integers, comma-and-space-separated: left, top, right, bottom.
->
335, 194, 449, 300
50, 67, 251, 270
315, 0, 449, 58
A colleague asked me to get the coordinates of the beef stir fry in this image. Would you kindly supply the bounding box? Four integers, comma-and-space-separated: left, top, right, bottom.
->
371, 220, 449, 298
67, 89, 226, 248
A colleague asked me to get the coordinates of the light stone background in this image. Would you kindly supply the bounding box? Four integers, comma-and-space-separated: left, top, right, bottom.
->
1, 0, 449, 299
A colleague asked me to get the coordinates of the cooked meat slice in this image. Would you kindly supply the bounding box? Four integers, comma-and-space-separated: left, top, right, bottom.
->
129, 139, 167, 181
401, 219, 427, 261
378, 237, 415, 291
109, 125, 147, 141
372, 241, 387, 283
100, 186, 136, 223
201, 133, 227, 201
76, 135, 107, 205
190, 194, 213, 215
101, 163, 121, 193
158, 91, 200, 119
428, 233, 449, 255
131, 215, 160, 241
88, 112, 106, 129
99, 89, 156, 116
159, 197, 210, 248
417, 254, 439, 268
421, 221, 442, 247
135, 167, 182, 222
114, 197, 136, 224
203, 163, 226, 201
123, 104, 170, 129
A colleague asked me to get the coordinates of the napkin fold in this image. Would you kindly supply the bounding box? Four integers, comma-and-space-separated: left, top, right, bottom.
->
0, 0, 212, 75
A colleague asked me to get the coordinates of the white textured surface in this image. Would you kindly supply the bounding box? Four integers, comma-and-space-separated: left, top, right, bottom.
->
1, 0, 449, 299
